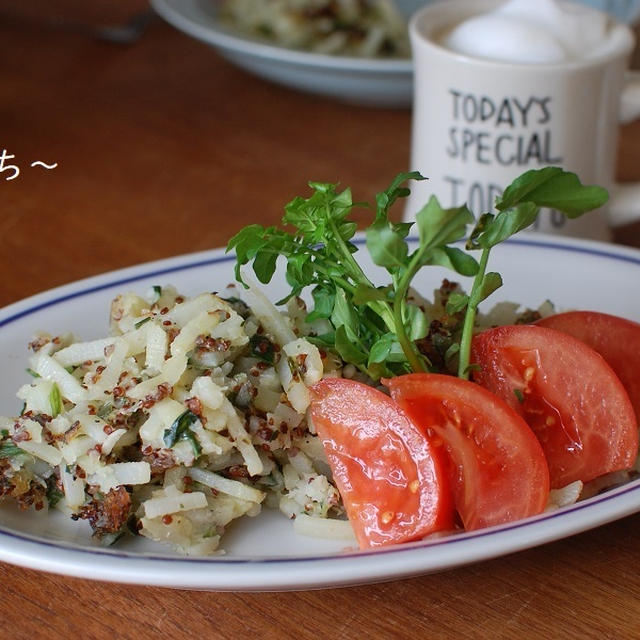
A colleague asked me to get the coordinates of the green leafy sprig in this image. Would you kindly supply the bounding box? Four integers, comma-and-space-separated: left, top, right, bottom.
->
456, 167, 608, 377
227, 168, 607, 381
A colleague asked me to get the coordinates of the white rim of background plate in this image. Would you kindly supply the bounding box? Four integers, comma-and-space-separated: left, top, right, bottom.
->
150, 0, 413, 74
1, 235, 640, 590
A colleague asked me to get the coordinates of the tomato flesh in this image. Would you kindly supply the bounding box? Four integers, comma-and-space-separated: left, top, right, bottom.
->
386, 373, 549, 531
471, 325, 639, 489
309, 378, 454, 549
537, 311, 640, 424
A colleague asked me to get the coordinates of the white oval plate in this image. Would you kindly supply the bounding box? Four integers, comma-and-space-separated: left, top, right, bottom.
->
1, 234, 640, 590
150, 0, 420, 107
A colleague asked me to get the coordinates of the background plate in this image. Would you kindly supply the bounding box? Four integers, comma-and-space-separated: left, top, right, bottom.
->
150, 0, 640, 108
150, 0, 419, 107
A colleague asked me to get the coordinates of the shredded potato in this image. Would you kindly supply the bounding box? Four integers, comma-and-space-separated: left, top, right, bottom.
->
0, 284, 347, 555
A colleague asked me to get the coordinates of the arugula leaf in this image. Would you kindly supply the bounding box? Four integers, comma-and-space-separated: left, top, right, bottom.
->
366, 222, 409, 270
305, 286, 335, 322
369, 333, 407, 365
416, 197, 474, 251
478, 272, 503, 302
283, 182, 356, 244
496, 167, 608, 216
374, 171, 425, 222
227, 225, 284, 285
405, 305, 429, 341
467, 205, 539, 250
334, 325, 368, 365
428, 246, 479, 276
330, 289, 360, 341
446, 291, 469, 315
253, 249, 280, 285
494, 167, 564, 210
351, 284, 390, 305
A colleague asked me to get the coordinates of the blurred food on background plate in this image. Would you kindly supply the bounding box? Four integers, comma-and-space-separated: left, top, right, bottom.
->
219, 0, 410, 57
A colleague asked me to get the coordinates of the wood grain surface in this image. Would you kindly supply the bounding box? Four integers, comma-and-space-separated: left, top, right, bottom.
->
2, 3, 640, 638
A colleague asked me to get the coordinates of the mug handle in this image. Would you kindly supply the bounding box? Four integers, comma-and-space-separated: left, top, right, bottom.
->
610, 70, 640, 227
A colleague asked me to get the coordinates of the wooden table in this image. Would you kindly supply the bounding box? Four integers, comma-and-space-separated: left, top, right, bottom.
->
2, 3, 640, 638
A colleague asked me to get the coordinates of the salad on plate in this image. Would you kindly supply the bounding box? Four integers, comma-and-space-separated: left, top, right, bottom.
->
218, 0, 411, 58
1, 167, 638, 555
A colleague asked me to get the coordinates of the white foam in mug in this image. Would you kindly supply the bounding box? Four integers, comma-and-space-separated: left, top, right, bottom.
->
405, 0, 640, 241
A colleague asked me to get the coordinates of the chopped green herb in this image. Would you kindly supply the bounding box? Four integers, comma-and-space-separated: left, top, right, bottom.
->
26, 368, 40, 378
97, 402, 113, 419
49, 383, 63, 418
134, 317, 152, 329
46, 485, 65, 508
0, 442, 27, 459
100, 531, 125, 546
249, 334, 276, 364
127, 514, 141, 536
221, 296, 250, 318
147, 285, 163, 304
163, 410, 200, 455
182, 430, 203, 457
514, 388, 525, 404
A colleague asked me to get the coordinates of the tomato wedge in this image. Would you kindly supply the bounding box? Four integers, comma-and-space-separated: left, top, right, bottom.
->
309, 378, 454, 548
537, 311, 640, 424
471, 325, 639, 489
386, 373, 549, 531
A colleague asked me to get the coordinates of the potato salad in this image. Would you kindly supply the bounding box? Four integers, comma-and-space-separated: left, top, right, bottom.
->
0, 284, 351, 554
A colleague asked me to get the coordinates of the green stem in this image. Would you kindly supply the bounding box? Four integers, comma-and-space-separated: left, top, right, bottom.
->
326, 214, 374, 288
391, 289, 428, 373
326, 214, 397, 332
458, 247, 491, 379
390, 246, 436, 373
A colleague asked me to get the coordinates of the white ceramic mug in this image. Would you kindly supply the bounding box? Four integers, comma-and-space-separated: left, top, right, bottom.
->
404, 0, 640, 241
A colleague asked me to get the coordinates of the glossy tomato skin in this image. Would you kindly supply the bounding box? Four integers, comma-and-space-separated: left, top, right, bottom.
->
536, 311, 640, 423
471, 325, 639, 489
386, 373, 549, 531
309, 378, 454, 549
